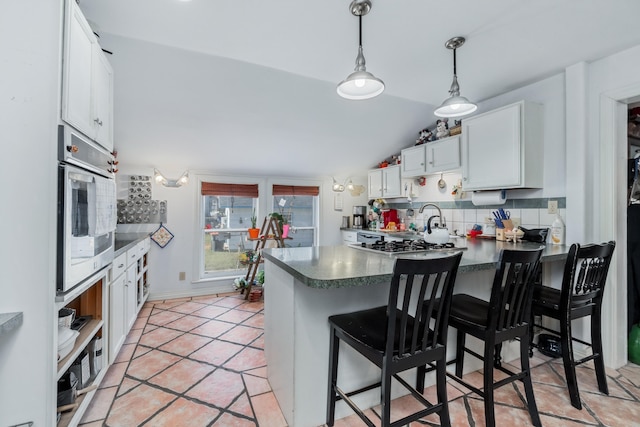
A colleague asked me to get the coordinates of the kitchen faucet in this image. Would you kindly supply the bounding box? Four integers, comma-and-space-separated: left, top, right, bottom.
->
418, 203, 447, 228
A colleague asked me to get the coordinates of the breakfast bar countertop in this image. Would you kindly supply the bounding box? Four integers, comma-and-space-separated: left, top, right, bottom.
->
262, 238, 570, 290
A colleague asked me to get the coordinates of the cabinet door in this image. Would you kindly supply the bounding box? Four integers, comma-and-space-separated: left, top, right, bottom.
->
125, 267, 137, 330
426, 136, 461, 173
92, 49, 114, 152
109, 273, 126, 362
382, 165, 402, 197
401, 145, 427, 177
62, 1, 94, 137
461, 103, 522, 190
368, 169, 383, 198
341, 231, 357, 245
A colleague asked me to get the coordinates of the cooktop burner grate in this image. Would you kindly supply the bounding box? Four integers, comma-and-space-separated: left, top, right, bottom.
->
352, 239, 463, 255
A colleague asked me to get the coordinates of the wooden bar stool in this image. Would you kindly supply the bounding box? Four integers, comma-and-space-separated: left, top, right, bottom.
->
530, 241, 616, 409
326, 252, 463, 427
441, 248, 543, 427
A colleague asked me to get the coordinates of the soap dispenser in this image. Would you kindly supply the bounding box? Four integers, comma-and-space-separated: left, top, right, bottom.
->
550, 213, 565, 245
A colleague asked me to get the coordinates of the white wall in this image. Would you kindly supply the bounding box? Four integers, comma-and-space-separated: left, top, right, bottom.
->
0, 0, 62, 425
117, 167, 369, 300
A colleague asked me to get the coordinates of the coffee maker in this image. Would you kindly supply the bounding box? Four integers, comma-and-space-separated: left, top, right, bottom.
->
352, 206, 367, 229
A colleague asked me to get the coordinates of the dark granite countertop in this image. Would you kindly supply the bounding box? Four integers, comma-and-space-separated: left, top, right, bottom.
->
262, 239, 570, 289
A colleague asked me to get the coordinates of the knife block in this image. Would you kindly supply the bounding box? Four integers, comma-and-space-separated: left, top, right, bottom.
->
496, 228, 506, 241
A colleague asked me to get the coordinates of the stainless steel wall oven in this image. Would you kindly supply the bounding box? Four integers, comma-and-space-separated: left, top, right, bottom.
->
57, 125, 117, 293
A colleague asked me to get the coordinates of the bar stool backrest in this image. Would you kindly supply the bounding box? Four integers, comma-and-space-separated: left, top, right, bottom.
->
561, 241, 616, 314
489, 248, 543, 336
386, 252, 463, 360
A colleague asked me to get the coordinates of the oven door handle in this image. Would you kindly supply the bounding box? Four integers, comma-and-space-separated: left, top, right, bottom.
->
68, 172, 95, 183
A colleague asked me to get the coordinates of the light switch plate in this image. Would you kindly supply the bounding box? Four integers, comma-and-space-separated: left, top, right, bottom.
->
548, 200, 558, 214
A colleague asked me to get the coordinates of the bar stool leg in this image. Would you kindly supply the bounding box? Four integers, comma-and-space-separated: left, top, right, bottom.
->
436, 358, 451, 426
483, 337, 497, 427
591, 307, 609, 395
380, 365, 392, 426
520, 330, 541, 427
416, 364, 426, 393
326, 327, 340, 426
455, 330, 466, 378
561, 317, 582, 409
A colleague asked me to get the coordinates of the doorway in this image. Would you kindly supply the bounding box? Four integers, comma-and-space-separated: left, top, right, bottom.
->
599, 87, 640, 368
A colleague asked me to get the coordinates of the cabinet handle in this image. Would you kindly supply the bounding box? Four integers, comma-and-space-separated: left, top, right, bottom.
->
428, 161, 434, 165
463, 177, 468, 181
94, 118, 103, 126
118, 263, 124, 268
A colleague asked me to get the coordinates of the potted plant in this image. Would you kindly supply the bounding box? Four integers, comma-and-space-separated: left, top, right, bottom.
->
248, 210, 260, 239
281, 215, 290, 238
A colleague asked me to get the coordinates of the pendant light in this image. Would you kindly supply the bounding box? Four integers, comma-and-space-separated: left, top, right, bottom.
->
337, 0, 384, 100
434, 36, 477, 118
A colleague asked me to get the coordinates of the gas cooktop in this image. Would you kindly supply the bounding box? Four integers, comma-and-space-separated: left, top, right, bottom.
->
349, 239, 466, 255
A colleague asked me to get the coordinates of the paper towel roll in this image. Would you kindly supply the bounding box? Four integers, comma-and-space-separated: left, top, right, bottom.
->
471, 190, 506, 206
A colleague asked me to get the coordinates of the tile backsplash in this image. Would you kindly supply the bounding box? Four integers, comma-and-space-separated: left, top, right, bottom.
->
387, 198, 565, 236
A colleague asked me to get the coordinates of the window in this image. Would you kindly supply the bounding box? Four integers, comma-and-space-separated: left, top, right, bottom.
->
200, 182, 258, 279
272, 184, 319, 248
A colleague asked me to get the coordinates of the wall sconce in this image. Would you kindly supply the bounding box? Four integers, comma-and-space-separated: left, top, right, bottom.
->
332, 177, 365, 196
154, 169, 189, 188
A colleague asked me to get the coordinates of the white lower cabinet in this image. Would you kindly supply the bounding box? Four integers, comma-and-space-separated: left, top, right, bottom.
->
341, 230, 358, 245
125, 266, 138, 331
108, 237, 150, 363
108, 273, 126, 360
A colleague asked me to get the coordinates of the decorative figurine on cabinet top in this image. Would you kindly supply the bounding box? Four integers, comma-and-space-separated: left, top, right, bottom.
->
415, 128, 434, 145
435, 119, 450, 139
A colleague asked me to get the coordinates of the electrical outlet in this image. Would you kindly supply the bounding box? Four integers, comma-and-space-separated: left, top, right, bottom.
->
179, 272, 186, 281
548, 200, 558, 214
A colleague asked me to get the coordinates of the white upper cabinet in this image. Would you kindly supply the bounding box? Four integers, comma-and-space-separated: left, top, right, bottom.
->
62, 2, 93, 136
92, 51, 114, 149
368, 165, 402, 198
62, 0, 114, 152
401, 136, 461, 177
461, 101, 543, 191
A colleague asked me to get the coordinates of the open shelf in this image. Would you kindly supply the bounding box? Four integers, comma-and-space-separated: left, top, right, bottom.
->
57, 367, 107, 426
57, 319, 103, 380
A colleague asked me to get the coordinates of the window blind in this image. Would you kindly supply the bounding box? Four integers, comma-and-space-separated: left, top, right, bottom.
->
272, 185, 319, 196
201, 182, 259, 197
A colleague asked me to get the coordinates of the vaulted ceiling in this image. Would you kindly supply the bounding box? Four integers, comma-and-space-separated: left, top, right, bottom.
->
79, 0, 640, 178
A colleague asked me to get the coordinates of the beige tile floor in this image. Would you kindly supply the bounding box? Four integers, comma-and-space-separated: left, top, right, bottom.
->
79, 293, 640, 426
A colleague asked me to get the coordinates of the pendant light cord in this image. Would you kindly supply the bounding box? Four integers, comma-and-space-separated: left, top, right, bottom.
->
359, 15, 363, 48
452, 47, 457, 76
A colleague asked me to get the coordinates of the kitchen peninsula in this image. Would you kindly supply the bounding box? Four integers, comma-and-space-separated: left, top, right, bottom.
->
262, 240, 570, 427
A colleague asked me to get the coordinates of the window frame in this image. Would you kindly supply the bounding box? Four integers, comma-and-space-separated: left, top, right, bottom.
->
193, 175, 322, 285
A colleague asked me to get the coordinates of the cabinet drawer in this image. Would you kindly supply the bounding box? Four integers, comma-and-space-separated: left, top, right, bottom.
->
126, 245, 140, 266
112, 253, 127, 279
139, 237, 150, 254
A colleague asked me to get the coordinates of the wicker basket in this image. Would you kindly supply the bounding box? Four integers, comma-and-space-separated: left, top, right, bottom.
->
449, 126, 461, 136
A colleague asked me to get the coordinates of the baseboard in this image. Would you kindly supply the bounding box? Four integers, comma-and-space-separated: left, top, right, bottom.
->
148, 282, 235, 302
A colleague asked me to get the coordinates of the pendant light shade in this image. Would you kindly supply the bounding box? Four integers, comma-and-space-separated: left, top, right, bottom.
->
337, 0, 384, 100
434, 37, 477, 118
